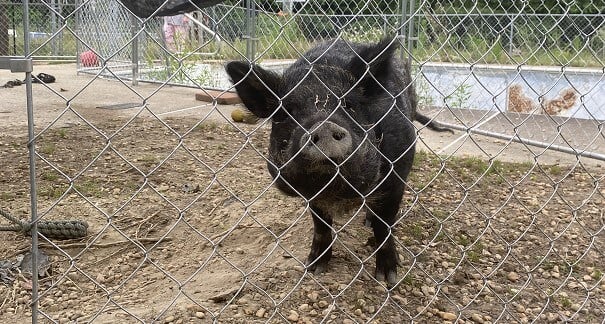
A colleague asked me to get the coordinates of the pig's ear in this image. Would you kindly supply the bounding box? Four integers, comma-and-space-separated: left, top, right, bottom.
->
348, 38, 397, 95
226, 61, 280, 118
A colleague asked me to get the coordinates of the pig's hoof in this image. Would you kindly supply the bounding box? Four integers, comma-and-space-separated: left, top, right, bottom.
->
375, 269, 398, 287
306, 248, 331, 275
306, 258, 329, 275
376, 251, 399, 287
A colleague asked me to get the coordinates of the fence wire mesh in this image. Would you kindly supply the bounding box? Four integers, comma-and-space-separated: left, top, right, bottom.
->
1, 0, 604, 323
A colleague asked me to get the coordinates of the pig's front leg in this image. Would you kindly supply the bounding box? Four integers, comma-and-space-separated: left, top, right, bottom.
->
368, 187, 404, 287
305, 205, 333, 274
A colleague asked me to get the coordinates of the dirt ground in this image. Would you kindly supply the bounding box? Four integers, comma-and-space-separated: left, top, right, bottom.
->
0, 64, 604, 323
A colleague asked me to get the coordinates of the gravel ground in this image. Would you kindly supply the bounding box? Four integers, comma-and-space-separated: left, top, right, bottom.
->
1, 64, 604, 322
0, 116, 604, 323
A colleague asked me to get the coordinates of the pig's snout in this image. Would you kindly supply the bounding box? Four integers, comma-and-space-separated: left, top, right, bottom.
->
300, 121, 352, 162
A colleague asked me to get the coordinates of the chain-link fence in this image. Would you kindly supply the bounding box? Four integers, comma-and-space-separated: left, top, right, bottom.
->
1, 0, 604, 323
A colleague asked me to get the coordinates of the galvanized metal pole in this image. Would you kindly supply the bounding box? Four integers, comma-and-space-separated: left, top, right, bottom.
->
283, 0, 293, 14
50, 0, 57, 55
407, 0, 416, 58
23, 0, 40, 323
75, 0, 81, 72
131, 15, 139, 86
245, 0, 256, 61
399, 0, 408, 62
509, 14, 514, 54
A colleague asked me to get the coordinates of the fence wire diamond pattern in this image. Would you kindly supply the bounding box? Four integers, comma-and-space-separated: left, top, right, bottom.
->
0, 0, 604, 323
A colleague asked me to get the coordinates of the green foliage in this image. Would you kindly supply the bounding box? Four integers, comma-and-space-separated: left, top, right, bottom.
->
446, 83, 472, 110
144, 57, 215, 86
256, 13, 307, 59
415, 77, 435, 107
426, 0, 602, 14
342, 22, 383, 43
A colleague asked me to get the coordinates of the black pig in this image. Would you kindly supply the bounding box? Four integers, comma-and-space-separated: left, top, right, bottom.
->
226, 38, 449, 285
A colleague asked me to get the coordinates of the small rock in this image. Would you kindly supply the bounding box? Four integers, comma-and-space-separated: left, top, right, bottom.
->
287, 310, 299, 322
317, 300, 329, 308
439, 311, 457, 321
421, 285, 435, 296
298, 304, 310, 312
507, 272, 520, 282
471, 313, 484, 323
547, 312, 559, 322
392, 294, 407, 304
194, 312, 205, 319
164, 315, 174, 323
256, 308, 266, 318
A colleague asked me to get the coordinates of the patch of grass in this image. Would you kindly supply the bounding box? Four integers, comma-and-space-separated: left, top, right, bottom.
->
195, 121, 219, 132
467, 242, 484, 263
430, 208, 449, 220
453, 156, 489, 174
456, 234, 471, 247
541, 259, 556, 271
40, 172, 59, 181
1, 192, 14, 200
39, 186, 64, 199
400, 273, 420, 288
137, 155, 160, 167
435, 231, 446, 242
454, 233, 484, 263
548, 165, 563, 176
592, 269, 603, 280
467, 249, 481, 262
406, 223, 424, 240
56, 128, 68, 139
559, 295, 572, 309
38, 143, 56, 155
74, 180, 103, 198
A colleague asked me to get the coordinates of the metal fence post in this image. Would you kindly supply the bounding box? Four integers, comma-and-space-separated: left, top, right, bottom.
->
509, 14, 514, 54
407, 0, 416, 59
245, 0, 257, 61
283, 0, 294, 14
50, 0, 57, 56
75, 0, 81, 72
399, 0, 413, 62
131, 15, 139, 86
22, 0, 40, 323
